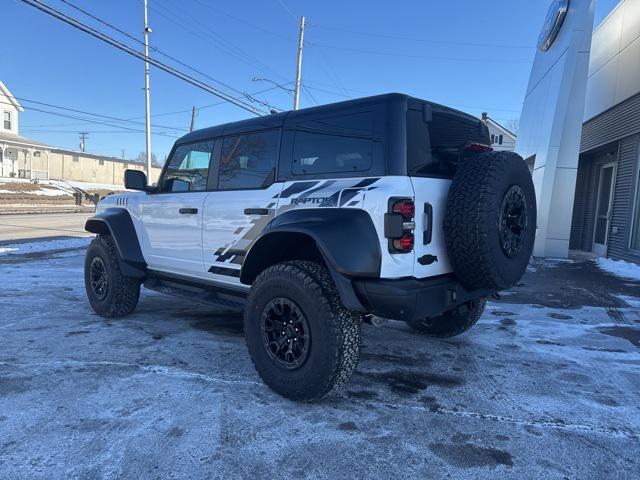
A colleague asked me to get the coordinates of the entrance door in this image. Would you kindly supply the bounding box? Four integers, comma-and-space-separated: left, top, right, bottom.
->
593, 162, 616, 256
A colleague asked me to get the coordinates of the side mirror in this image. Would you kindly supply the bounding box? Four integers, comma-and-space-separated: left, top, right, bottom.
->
124, 169, 147, 191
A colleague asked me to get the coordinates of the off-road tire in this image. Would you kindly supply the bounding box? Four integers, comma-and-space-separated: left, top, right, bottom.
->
444, 151, 536, 291
84, 235, 140, 318
244, 261, 362, 401
406, 298, 487, 338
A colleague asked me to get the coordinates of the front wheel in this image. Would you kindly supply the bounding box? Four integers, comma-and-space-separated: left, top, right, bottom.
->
84, 235, 140, 318
244, 261, 362, 401
406, 298, 486, 338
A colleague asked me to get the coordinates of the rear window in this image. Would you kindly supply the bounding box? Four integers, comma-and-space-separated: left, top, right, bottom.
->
407, 107, 489, 178
292, 112, 373, 175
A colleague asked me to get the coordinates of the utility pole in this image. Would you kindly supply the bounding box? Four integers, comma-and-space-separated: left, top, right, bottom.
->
190, 106, 197, 132
293, 15, 305, 111
143, 0, 152, 178
79, 132, 88, 152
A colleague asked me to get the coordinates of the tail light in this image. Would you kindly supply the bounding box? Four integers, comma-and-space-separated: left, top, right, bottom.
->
392, 199, 415, 219
393, 233, 414, 252
384, 198, 415, 253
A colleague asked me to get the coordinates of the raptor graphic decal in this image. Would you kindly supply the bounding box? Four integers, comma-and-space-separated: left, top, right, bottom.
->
209, 177, 380, 274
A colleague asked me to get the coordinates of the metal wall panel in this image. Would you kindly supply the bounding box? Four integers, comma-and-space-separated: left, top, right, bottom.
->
607, 135, 640, 262
581, 91, 640, 152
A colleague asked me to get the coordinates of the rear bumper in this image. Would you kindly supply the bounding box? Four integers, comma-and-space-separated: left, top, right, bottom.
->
353, 275, 490, 322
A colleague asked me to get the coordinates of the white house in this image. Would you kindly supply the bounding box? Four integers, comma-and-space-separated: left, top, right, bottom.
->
481, 113, 517, 152
0, 81, 161, 184
0, 80, 51, 179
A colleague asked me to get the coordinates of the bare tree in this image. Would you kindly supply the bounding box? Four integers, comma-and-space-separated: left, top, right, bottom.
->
134, 151, 161, 167
504, 118, 520, 135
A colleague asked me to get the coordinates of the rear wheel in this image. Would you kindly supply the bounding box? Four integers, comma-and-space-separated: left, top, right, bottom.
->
244, 261, 362, 401
84, 235, 140, 318
406, 298, 486, 338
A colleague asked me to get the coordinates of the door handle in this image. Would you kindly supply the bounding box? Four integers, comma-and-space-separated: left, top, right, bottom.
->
244, 208, 270, 215
179, 208, 198, 214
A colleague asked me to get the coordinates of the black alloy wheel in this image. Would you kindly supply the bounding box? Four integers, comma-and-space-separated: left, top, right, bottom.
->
498, 185, 528, 258
90, 256, 108, 301
261, 297, 311, 370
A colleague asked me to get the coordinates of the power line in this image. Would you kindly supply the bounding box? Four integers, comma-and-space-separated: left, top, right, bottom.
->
305, 41, 533, 65
59, 0, 264, 104
19, 0, 267, 116
273, 0, 297, 20
125, 84, 292, 120
306, 22, 536, 50
190, 0, 295, 41
13, 95, 187, 130
0, 99, 180, 138
150, 0, 287, 85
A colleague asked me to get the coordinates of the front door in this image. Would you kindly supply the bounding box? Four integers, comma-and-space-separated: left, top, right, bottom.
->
141, 140, 214, 276
202, 130, 281, 285
593, 162, 616, 257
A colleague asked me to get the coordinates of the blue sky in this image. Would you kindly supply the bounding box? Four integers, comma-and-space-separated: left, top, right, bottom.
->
4, 0, 620, 162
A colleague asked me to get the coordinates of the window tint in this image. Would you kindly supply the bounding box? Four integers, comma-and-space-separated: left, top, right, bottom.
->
219, 130, 278, 190
163, 140, 213, 192
292, 112, 373, 175
406, 108, 456, 178
407, 107, 489, 178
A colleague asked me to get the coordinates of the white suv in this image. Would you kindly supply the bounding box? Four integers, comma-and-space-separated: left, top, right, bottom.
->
84, 94, 536, 401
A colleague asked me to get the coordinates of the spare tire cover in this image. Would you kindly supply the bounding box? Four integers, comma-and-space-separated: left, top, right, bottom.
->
444, 151, 536, 291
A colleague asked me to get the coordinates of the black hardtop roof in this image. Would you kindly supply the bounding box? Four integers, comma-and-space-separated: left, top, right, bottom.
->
177, 93, 480, 144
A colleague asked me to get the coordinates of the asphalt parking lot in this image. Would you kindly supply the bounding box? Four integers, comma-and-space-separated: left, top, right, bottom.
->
1, 239, 639, 479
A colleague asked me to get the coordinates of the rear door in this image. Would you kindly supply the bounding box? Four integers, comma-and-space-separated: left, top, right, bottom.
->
405, 106, 456, 278
202, 130, 282, 285
140, 140, 214, 276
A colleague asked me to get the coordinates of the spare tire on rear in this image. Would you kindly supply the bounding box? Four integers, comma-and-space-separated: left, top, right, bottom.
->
444, 151, 536, 291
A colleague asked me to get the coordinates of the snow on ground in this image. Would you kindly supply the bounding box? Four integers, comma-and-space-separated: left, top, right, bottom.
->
0, 178, 126, 198
0, 244, 639, 478
49, 179, 127, 192
596, 257, 640, 281
0, 181, 71, 197
27, 187, 73, 197
0, 236, 90, 255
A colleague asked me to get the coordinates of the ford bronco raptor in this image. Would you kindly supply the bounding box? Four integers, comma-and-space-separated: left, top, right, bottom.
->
84, 94, 536, 401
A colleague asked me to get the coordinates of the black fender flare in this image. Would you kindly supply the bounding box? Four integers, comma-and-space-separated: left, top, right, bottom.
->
85, 208, 146, 278
241, 208, 382, 311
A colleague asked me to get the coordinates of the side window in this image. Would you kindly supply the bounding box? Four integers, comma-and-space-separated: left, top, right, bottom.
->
4, 111, 11, 130
162, 140, 213, 192
292, 112, 373, 175
219, 130, 278, 190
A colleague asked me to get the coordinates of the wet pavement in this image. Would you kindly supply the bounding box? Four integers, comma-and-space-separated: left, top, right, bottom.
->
1, 244, 639, 479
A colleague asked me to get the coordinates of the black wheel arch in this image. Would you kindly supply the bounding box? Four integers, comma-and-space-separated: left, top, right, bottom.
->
85, 208, 147, 279
240, 208, 382, 312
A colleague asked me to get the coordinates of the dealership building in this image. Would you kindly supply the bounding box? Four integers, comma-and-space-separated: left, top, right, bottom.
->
569, 0, 640, 264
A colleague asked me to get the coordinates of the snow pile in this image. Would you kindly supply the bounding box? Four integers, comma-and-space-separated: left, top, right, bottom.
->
49, 180, 126, 192
0, 181, 72, 197
29, 188, 72, 197
596, 257, 640, 281
0, 237, 90, 256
